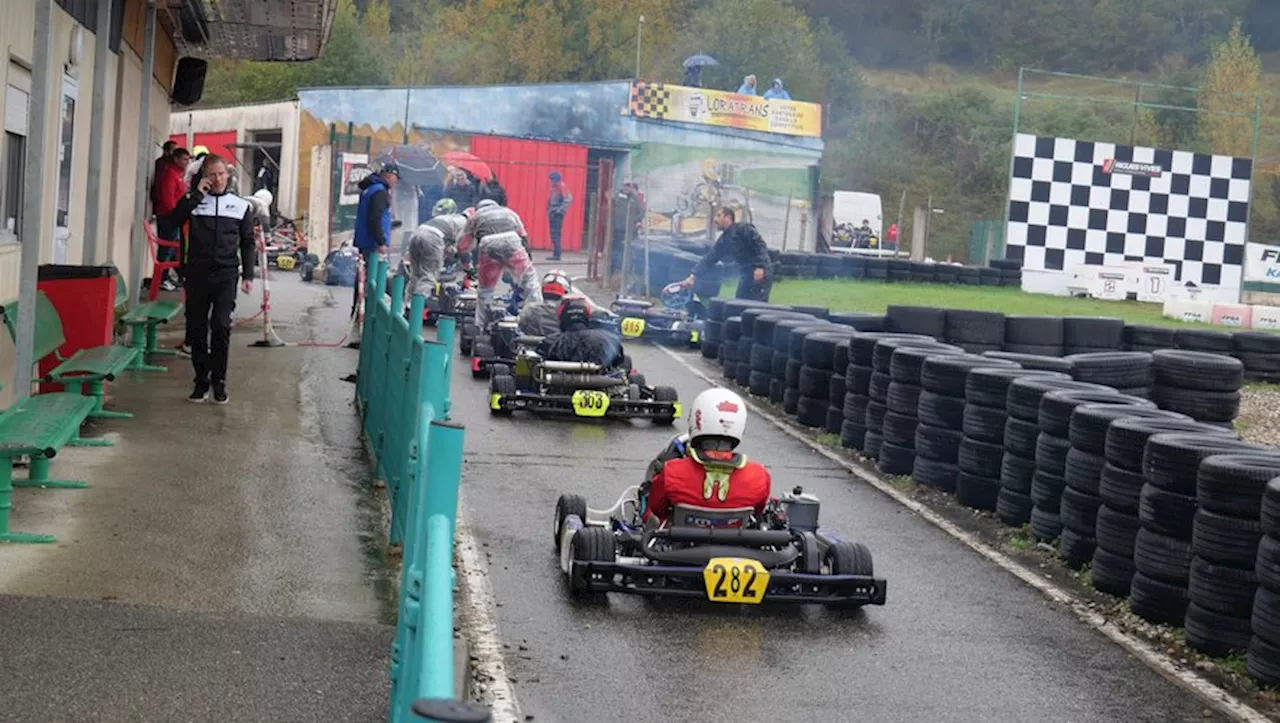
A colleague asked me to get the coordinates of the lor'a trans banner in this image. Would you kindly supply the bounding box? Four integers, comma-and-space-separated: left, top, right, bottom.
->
629, 81, 822, 139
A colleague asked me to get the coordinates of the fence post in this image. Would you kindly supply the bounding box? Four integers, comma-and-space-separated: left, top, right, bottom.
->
388, 412, 426, 723
356, 258, 377, 413
419, 420, 466, 700
435, 317, 455, 419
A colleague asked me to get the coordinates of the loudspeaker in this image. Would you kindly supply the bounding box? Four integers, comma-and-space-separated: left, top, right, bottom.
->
171, 57, 207, 106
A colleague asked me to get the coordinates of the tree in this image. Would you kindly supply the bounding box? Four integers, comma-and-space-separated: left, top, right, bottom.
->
1197, 21, 1261, 158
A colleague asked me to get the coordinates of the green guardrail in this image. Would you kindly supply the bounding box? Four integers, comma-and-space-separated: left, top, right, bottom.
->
354, 258, 490, 723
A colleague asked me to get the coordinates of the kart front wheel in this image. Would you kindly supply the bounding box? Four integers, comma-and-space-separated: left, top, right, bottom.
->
652, 386, 680, 425
554, 494, 588, 552
489, 374, 517, 416
472, 341, 495, 378
459, 323, 479, 356
826, 541, 874, 577
569, 527, 616, 599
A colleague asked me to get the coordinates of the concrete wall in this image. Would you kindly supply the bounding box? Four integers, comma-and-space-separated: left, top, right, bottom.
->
169, 100, 302, 218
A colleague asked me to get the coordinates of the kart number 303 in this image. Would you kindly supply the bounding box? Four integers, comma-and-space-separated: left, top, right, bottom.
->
703, 557, 770, 604
620, 317, 646, 338
571, 390, 611, 417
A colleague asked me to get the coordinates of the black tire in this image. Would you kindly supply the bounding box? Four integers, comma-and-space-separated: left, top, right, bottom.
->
962, 405, 1007, 444
1105, 418, 1237, 472
1000, 453, 1037, 494
886, 305, 947, 339
849, 333, 916, 367
945, 310, 1006, 346
652, 386, 679, 425
1068, 405, 1188, 456
959, 437, 1004, 477
723, 361, 739, 382
1003, 417, 1041, 458
569, 527, 616, 598
829, 375, 847, 406
1189, 555, 1258, 617
1139, 485, 1198, 539
1235, 331, 1280, 354
876, 442, 917, 476
833, 340, 853, 373
1031, 470, 1066, 512
993, 346, 1071, 363
1130, 571, 1189, 626
804, 333, 850, 370
883, 410, 921, 448
1143, 434, 1262, 495
1125, 324, 1177, 350
748, 370, 772, 398
829, 311, 887, 332
1264, 479, 1280, 538
1006, 378, 1110, 422
750, 343, 775, 373
1197, 453, 1280, 519
1134, 527, 1194, 583
1059, 527, 1097, 569
840, 420, 866, 450
1039, 389, 1149, 438
1064, 447, 1106, 495
789, 324, 840, 361
1249, 636, 1280, 685
1152, 349, 1244, 392
921, 355, 1017, 398
826, 541, 875, 578
1260, 536, 1280, 592
996, 488, 1034, 526
847, 365, 873, 396
1237, 352, 1280, 375
843, 392, 870, 423
798, 366, 834, 398
1092, 545, 1137, 597
915, 424, 963, 463
865, 401, 888, 433
868, 371, 892, 402
912, 457, 959, 492
1254, 586, 1280, 645
1030, 507, 1062, 542
1193, 508, 1264, 569
1060, 486, 1103, 536
966, 368, 1070, 409
1185, 602, 1253, 657
872, 337, 948, 373
1153, 385, 1243, 422
489, 374, 517, 417
490, 363, 512, 379
1176, 328, 1236, 354
1063, 316, 1125, 349
1005, 315, 1065, 347
1066, 351, 1156, 389
1095, 503, 1141, 556
554, 494, 588, 552
918, 390, 968, 430
1034, 433, 1072, 477
886, 382, 924, 417
472, 340, 495, 361
824, 406, 844, 435
769, 379, 786, 404
786, 359, 804, 388
796, 396, 828, 428
956, 471, 1000, 511
1099, 463, 1146, 514
889, 344, 965, 385
863, 431, 884, 460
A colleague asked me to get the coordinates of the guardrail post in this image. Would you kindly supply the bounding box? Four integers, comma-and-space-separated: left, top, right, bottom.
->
386, 275, 409, 507
419, 420, 465, 700
435, 317, 455, 419
356, 256, 380, 409
422, 339, 449, 425
369, 259, 393, 482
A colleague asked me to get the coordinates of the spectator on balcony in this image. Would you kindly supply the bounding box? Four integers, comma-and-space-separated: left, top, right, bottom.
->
763, 78, 791, 100
737, 75, 758, 95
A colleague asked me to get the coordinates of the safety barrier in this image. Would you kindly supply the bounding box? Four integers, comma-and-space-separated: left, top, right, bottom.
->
354, 258, 488, 722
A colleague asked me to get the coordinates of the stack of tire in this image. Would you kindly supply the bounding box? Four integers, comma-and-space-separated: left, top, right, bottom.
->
1066, 352, 1155, 398
965, 368, 1071, 526
747, 311, 814, 398
829, 311, 889, 333
1151, 349, 1244, 427
1176, 328, 1236, 356
1063, 316, 1126, 355
784, 322, 843, 416
1187, 454, 1280, 656
701, 299, 727, 361
798, 330, 858, 429
1062, 405, 1184, 571
1249, 478, 1280, 684
1092, 417, 1235, 598
736, 307, 791, 389
844, 333, 908, 454
1005, 316, 1065, 356
944, 310, 1006, 355
913, 355, 1018, 499
721, 316, 743, 382
883, 343, 965, 481
1234, 331, 1280, 384
772, 318, 831, 405
1123, 325, 1176, 354
1131, 434, 1264, 626
984, 350, 1076, 374
886, 306, 946, 341
827, 339, 854, 434
871, 337, 954, 475
1040, 389, 1153, 562
1005, 377, 1117, 543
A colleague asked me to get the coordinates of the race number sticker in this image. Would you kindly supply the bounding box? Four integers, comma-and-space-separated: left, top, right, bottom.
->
620, 317, 646, 338
571, 390, 610, 417
703, 557, 770, 604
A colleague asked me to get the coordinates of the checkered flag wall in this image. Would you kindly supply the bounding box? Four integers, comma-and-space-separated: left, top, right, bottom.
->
630, 82, 672, 120
1004, 133, 1253, 289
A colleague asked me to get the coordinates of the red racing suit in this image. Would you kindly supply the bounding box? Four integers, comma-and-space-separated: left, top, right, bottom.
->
644, 451, 771, 525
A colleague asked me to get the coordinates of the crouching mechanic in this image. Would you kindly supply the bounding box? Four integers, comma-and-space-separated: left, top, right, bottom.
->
517, 270, 572, 336
398, 199, 469, 312
460, 199, 540, 326
643, 388, 771, 525
538, 297, 625, 369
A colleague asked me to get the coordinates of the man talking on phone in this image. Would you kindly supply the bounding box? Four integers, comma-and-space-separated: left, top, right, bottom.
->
161, 154, 256, 405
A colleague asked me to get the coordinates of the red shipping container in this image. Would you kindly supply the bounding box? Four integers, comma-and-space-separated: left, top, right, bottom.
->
469, 136, 589, 253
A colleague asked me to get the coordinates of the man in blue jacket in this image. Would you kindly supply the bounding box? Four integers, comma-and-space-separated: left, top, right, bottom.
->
351, 163, 400, 323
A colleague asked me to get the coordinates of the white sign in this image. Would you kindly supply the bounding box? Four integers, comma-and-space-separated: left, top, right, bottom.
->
1246, 242, 1280, 284
4, 85, 28, 136
1138, 264, 1175, 303
338, 152, 370, 206
1092, 269, 1130, 300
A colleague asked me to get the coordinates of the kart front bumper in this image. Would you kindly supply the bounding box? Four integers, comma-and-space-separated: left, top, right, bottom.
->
617, 318, 703, 346
490, 392, 681, 421
573, 561, 887, 606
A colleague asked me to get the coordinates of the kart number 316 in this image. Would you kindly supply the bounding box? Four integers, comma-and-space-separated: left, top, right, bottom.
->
703, 557, 770, 604
571, 390, 611, 417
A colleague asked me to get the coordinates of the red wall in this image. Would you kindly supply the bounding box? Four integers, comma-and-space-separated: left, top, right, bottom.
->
189, 131, 239, 166
470, 136, 588, 253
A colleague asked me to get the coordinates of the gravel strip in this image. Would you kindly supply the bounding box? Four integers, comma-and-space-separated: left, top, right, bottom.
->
1237, 383, 1280, 447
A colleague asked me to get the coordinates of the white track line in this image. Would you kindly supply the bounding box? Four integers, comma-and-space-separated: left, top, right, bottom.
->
454, 505, 522, 722
659, 345, 1266, 723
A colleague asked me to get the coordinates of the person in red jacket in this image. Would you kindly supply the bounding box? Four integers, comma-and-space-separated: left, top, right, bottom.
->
644, 387, 772, 524
153, 147, 190, 291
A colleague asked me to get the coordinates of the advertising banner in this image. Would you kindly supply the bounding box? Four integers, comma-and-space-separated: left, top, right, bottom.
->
1245, 242, 1280, 283
338, 152, 371, 206
629, 81, 822, 138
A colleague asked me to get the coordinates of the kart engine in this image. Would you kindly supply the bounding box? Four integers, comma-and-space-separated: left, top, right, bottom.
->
779, 486, 821, 534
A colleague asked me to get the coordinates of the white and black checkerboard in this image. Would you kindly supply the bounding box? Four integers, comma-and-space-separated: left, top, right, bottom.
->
1005, 133, 1252, 288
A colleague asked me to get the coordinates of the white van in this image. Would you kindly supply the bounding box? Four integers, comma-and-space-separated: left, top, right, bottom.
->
830, 191, 884, 252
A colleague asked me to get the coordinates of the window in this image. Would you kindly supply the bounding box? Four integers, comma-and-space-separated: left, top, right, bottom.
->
1, 82, 29, 241
56, 75, 77, 230
55, 0, 127, 53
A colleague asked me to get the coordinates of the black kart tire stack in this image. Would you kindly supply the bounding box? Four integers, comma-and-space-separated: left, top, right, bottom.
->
770, 319, 826, 404
1132, 434, 1263, 626
1235, 332, 1280, 384
983, 351, 1076, 375
845, 333, 912, 454
1062, 316, 1125, 355
721, 316, 743, 382
944, 310, 1006, 355
1093, 417, 1234, 598
1151, 349, 1245, 426
1187, 454, 1280, 657
1249, 478, 1280, 684
1004, 315, 1065, 356
829, 311, 888, 332
870, 337, 953, 474
737, 307, 791, 389
749, 312, 812, 398
1124, 324, 1177, 354
886, 306, 946, 340
827, 338, 854, 434
798, 332, 855, 428
914, 355, 1018, 496
861, 335, 941, 459
969, 368, 1072, 525
1006, 377, 1114, 543
702, 298, 726, 360
884, 343, 965, 482
1065, 351, 1155, 398
1176, 328, 1236, 355
785, 323, 838, 417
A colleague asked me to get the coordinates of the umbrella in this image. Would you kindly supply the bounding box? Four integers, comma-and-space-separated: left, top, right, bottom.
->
682, 54, 719, 69
440, 151, 494, 182
377, 144, 445, 187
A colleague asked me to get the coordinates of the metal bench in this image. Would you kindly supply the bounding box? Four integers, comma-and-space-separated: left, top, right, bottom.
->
121, 299, 184, 372
0, 391, 97, 544
2, 291, 140, 421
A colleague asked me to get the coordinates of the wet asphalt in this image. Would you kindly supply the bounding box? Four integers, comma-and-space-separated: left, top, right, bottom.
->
449, 340, 1228, 723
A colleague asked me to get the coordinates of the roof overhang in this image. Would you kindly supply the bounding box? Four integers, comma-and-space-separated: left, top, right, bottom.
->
161, 0, 338, 61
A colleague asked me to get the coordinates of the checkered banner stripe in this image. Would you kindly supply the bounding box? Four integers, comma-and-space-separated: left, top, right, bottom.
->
630, 82, 671, 119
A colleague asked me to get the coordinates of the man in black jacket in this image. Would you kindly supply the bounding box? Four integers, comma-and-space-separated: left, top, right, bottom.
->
162, 154, 256, 405
680, 206, 773, 301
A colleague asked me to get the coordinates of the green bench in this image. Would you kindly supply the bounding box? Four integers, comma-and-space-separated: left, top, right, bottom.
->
2, 291, 140, 420
122, 299, 184, 372
0, 391, 96, 544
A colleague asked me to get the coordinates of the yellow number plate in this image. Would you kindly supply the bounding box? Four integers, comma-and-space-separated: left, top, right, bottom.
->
620, 317, 646, 338
571, 390, 610, 417
703, 557, 770, 604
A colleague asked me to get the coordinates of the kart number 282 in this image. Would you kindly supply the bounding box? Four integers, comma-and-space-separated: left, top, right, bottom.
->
703, 557, 770, 604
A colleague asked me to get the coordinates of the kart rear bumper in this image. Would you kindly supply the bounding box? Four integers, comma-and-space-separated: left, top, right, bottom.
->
574, 561, 887, 606
490, 393, 680, 420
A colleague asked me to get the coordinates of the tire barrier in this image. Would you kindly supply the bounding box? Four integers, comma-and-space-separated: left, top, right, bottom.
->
1250, 479, 1280, 684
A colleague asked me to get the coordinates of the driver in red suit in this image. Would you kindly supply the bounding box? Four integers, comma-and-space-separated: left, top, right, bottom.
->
644, 387, 771, 525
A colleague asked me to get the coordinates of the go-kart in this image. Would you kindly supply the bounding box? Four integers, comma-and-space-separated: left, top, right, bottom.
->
553, 484, 887, 607
488, 343, 679, 423
425, 271, 476, 327
610, 297, 705, 348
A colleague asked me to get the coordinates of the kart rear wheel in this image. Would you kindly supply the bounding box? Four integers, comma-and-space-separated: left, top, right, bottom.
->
491, 363, 512, 379
459, 323, 479, 355
490, 374, 516, 416
569, 527, 616, 599
652, 386, 680, 425
826, 541, 874, 577
554, 494, 588, 552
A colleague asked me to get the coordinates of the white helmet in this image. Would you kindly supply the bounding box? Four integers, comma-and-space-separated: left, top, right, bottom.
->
688, 388, 747, 448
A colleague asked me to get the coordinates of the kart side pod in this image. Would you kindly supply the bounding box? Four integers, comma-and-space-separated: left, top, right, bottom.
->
780, 486, 821, 534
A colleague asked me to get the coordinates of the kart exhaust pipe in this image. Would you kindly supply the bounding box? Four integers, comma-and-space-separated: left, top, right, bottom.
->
545, 373, 618, 390
543, 360, 604, 373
